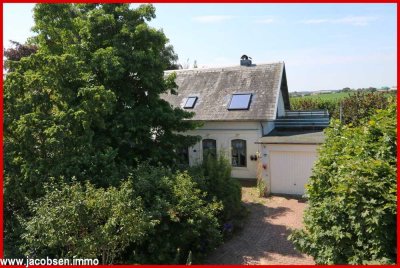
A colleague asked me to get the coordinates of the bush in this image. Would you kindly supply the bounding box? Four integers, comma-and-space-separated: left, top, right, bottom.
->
291, 97, 339, 116
21, 181, 152, 264
289, 101, 397, 264
124, 164, 222, 264
189, 154, 245, 236
339, 92, 389, 125
21, 165, 223, 264
290, 92, 390, 126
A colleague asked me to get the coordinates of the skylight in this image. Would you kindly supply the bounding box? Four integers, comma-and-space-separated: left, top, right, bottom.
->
184, 96, 198, 109
228, 94, 252, 110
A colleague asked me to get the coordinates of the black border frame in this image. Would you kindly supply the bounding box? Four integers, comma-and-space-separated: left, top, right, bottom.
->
227, 93, 252, 110
184, 96, 198, 109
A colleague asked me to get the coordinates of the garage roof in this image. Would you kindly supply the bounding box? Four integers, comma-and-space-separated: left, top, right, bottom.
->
257, 130, 325, 144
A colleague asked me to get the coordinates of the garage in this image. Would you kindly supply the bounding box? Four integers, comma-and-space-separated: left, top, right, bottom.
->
269, 146, 318, 195
257, 130, 325, 196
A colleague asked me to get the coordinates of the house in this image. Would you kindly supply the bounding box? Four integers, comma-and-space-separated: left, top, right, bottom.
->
162, 57, 329, 195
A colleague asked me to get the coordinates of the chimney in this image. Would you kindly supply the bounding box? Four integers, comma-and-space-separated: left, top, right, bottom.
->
240, 54, 252, 66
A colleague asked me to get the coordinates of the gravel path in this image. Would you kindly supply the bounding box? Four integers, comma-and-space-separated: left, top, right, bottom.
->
206, 187, 315, 265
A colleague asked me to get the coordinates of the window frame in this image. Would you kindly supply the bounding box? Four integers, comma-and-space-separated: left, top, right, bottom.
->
231, 139, 247, 167
202, 139, 217, 160
184, 96, 198, 109
228, 93, 252, 110
178, 146, 190, 165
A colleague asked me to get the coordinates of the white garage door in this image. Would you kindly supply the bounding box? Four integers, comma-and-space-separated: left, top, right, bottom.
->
270, 150, 317, 195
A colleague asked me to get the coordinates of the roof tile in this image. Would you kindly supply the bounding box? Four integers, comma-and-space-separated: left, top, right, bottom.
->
162, 62, 286, 121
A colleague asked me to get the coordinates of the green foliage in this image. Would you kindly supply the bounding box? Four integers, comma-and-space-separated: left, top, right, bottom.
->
123, 164, 222, 264
4, 41, 38, 71
291, 91, 350, 101
190, 155, 245, 235
21, 181, 153, 264
290, 96, 338, 117
289, 101, 397, 264
21, 165, 223, 264
4, 4, 199, 256
339, 92, 390, 125
257, 178, 266, 198
290, 92, 390, 125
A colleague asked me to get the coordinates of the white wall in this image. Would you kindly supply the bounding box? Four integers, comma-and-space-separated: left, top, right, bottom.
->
185, 121, 263, 179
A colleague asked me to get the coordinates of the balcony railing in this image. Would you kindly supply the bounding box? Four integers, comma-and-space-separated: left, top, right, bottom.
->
283, 110, 329, 117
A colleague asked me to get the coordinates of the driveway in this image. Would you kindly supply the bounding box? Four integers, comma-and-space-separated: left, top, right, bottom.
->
206, 187, 315, 265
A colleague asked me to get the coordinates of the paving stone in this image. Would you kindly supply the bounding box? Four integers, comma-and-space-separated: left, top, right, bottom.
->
206, 187, 315, 265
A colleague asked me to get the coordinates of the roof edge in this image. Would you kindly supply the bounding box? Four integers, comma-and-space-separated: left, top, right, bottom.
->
273, 62, 285, 120
184, 119, 272, 122
164, 61, 285, 74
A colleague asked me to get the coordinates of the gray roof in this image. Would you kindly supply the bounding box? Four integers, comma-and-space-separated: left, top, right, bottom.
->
162, 62, 290, 121
257, 130, 325, 144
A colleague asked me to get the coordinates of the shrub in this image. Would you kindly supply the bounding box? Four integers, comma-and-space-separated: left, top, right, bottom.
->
124, 164, 222, 264
290, 92, 390, 126
289, 101, 397, 264
22, 165, 223, 264
290, 97, 339, 116
339, 92, 389, 125
190, 154, 245, 235
257, 178, 267, 198
21, 181, 152, 264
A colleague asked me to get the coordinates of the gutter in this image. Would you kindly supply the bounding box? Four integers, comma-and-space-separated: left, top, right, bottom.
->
195, 128, 259, 131
255, 141, 323, 145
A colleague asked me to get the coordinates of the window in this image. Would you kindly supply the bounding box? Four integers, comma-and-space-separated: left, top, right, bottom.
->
231, 139, 247, 167
228, 94, 252, 110
184, 96, 198, 109
202, 139, 217, 160
177, 146, 189, 165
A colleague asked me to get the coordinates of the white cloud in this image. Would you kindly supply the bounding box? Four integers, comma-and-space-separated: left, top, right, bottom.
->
193, 15, 278, 24
335, 16, 377, 26
255, 18, 275, 24
301, 16, 378, 26
302, 19, 329, 24
192, 15, 234, 23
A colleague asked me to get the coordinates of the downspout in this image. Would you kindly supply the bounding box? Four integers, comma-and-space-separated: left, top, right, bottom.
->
259, 121, 264, 137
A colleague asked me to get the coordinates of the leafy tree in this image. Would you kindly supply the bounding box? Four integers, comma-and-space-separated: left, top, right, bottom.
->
123, 164, 222, 264
4, 41, 38, 71
289, 101, 397, 264
4, 3, 199, 257
21, 181, 153, 264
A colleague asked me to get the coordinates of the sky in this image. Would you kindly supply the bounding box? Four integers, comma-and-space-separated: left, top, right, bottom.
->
3, 3, 397, 92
